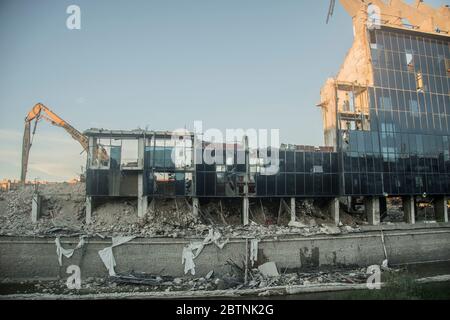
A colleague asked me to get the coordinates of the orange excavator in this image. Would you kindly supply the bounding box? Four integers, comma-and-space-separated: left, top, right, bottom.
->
20, 103, 108, 182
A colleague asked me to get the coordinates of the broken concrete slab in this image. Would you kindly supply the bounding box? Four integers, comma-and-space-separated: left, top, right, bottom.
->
288, 221, 307, 228
258, 262, 279, 278
319, 224, 341, 235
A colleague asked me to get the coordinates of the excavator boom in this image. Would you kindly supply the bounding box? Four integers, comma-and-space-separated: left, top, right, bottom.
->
20, 103, 105, 183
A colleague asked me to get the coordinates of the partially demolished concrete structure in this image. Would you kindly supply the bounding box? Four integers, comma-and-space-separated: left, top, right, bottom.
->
84, 0, 450, 228
83, 129, 340, 226
1, 1, 450, 296
318, 0, 450, 224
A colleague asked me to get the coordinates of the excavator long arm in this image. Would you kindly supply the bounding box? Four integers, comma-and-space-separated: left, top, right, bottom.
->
20, 103, 106, 182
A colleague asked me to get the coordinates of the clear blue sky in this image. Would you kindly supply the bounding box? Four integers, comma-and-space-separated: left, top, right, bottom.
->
0, 0, 448, 181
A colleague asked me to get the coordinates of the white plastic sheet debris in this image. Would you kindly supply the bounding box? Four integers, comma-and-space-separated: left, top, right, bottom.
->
55, 236, 86, 266
182, 229, 229, 276
98, 236, 135, 276
258, 262, 279, 277
250, 239, 259, 267
182, 245, 197, 276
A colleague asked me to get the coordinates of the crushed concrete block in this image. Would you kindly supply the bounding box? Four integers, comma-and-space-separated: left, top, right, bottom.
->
288, 221, 307, 228
320, 223, 341, 235
258, 262, 279, 277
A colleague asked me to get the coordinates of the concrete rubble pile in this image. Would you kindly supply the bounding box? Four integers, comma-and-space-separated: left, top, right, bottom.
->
1, 266, 385, 296
0, 183, 85, 236
0, 183, 362, 238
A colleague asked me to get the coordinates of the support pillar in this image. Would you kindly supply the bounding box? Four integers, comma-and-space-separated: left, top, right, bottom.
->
138, 195, 148, 219
290, 198, 296, 222
402, 196, 416, 224
365, 197, 380, 226
86, 196, 92, 224
435, 196, 448, 223
243, 197, 249, 226
192, 198, 199, 218
328, 198, 340, 226
242, 135, 250, 226
137, 170, 148, 218
31, 193, 42, 223
137, 137, 147, 219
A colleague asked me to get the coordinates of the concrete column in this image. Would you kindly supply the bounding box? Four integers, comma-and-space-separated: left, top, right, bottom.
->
137, 135, 147, 219
365, 197, 380, 226
86, 196, 92, 224
435, 197, 448, 223
31, 193, 42, 223
137, 171, 147, 218
243, 197, 249, 226
290, 198, 296, 222
403, 196, 416, 224
328, 198, 340, 226
138, 195, 148, 219
192, 197, 199, 218
138, 137, 145, 169
242, 134, 250, 226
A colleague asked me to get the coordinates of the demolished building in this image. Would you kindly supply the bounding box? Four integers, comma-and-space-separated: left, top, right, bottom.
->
83, 129, 340, 225
318, 0, 450, 223
83, 1, 450, 228
2, 1, 450, 297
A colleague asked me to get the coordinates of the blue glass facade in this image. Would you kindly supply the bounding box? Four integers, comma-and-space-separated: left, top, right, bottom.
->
341, 27, 450, 196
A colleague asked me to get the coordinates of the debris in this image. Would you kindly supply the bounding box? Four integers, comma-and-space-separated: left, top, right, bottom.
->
250, 239, 259, 267
0, 266, 395, 296
319, 224, 341, 235
206, 270, 214, 280
259, 280, 268, 288
226, 259, 245, 276
206, 229, 230, 249
55, 236, 86, 266
181, 229, 229, 276
182, 245, 197, 276
0, 183, 367, 239
380, 229, 389, 264
110, 272, 173, 286
258, 262, 279, 278
288, 221, 307, 228
98, 236, 135, 276
382, 259, 389, 270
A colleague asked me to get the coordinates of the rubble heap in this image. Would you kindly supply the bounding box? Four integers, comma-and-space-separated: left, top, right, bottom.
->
0, 183, 85, 236
0, 266, 397, 296
0, 183, 363, 238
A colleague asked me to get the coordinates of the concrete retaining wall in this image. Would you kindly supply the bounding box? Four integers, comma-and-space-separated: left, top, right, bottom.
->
1, 224, 450, 281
